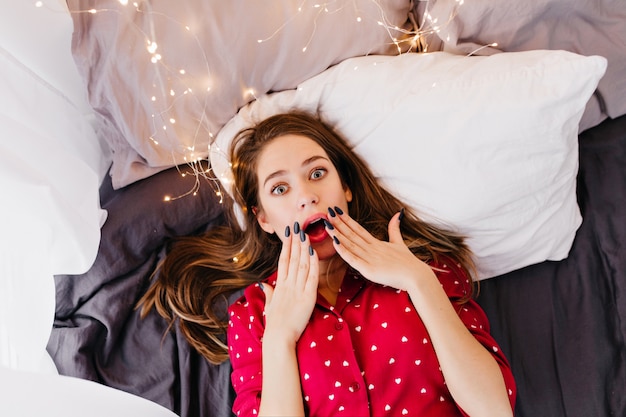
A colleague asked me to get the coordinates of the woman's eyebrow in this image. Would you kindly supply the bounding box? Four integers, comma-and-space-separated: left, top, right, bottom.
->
302, 155, 328, 167
263, 169, 287, 187
262, 155, 329, 187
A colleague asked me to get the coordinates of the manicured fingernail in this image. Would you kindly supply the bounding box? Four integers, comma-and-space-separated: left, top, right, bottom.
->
328, 207, 336, 217
399, 207, 405, 222
309, 245, 314, 256
333, 236, 340, 245
300, 229, 306, 242
323, 219, 334, 230
259, 282, 265, 291
334, 206, 344, 215
294, 221, 301, 234
285, 225, 290, 237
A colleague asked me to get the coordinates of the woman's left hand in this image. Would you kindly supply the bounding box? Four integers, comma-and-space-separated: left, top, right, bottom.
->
327, 208, 515, 417
325, 208, 433, 291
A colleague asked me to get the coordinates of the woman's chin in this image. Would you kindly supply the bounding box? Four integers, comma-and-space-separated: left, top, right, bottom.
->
311, 237, 337, 261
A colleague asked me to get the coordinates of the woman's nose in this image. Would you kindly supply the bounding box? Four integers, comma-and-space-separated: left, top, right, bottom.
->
298, 186, 318, 208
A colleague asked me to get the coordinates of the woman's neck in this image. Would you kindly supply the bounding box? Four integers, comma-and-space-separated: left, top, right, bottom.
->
317, 255, 347, 305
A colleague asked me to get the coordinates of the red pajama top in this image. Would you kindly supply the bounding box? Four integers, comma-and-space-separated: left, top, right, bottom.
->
227, 260, 516, 416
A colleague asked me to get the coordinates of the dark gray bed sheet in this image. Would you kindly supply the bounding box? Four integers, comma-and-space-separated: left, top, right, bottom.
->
49, 115, 626, 417
49, 165, 236, 417
478, 114, 626, 417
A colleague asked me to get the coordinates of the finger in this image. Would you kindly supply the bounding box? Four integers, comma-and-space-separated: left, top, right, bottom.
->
287, 222, 304, 282
305, 246, 319, 295
276, 226, 292, 283
388, 210, 404, 245
326, 207, 373, 250
295, 227, 311, 289
324, 214, 369, 269
330, 235, 365, 266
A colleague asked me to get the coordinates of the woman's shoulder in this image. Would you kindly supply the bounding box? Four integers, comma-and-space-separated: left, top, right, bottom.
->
228, 271, 278, 315
429, 255, 472, 300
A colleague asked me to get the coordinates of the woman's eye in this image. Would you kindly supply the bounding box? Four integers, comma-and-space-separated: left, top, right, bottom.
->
271, 184, 288, 195
310, 168, 326, 180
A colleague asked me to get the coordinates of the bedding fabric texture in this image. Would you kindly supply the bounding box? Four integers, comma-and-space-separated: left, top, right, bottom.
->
415, 0, 626, 131
210, 50, 607, 279
49, 114, 626, 417
66, 0, 413, 188
477, 113, 626, 417
0, 367, 177, 417
49, 164, 232, 416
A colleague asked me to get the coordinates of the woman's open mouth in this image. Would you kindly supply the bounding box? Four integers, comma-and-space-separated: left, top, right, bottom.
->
304, 217, 329, 244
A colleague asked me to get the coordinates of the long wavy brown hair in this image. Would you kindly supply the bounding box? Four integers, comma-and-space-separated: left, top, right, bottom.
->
139, 111, 475, 364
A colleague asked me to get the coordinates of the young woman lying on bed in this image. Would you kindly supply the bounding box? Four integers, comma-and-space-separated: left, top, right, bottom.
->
140, 111, 516, 417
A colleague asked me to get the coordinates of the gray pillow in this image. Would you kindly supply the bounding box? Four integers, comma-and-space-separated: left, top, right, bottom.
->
414, 0, 626, 131
67, 0, 413, 188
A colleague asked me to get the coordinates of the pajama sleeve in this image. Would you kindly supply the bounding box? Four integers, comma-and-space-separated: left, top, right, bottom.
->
435, 259, 517, 414
227, 283, 267, 417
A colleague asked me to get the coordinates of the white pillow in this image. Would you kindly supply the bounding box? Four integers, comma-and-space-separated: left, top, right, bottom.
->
210, 50, 607, 279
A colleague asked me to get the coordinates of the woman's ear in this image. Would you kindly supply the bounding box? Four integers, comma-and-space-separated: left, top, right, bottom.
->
255, 208, 275, 234
345, 186, 353, 203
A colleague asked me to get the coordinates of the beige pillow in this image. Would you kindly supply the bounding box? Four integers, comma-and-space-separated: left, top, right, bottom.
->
68, 0, 413, 188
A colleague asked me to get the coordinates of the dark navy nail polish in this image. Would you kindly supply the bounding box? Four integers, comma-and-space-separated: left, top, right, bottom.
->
323, 219, 334, 230
309, 245, 314, 256
399, 207, 405, 222
300, 229, 306, 242
294, 221, 301, 234
328, 207, 336, 217
259, 282, 265, 291
285, 225, 290, 237
334, 206, 344, 215
333, 236, 340, 245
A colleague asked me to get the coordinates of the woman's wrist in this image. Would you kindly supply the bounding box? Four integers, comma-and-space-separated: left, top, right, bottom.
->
260, 330, 306, 417
402, 261, 439, 296
262, 325, 300, 352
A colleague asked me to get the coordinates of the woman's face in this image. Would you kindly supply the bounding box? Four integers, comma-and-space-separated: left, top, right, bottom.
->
254, 134, 352, 259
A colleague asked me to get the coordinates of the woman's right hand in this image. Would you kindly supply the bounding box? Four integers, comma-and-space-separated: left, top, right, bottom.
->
261, 223, 319, 345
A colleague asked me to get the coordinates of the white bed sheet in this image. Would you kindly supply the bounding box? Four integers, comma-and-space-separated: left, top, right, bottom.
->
0, 2, 169, 415
0, 366, 177, 417
0, 0, 109, 374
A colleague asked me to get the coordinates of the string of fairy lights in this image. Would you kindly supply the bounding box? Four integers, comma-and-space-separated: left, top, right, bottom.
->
35, 0, 478, 204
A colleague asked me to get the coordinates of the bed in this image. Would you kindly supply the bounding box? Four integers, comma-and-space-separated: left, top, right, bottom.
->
2, 1, 624, 416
